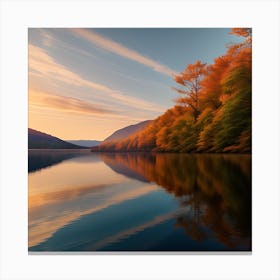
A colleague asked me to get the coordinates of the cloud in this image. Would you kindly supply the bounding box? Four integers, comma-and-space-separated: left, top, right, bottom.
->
29, 44, 165, 114
41, 30, 54, 47
91, 207, 190, 250
40, 30, 94, 58
29, 182, 158, 247
29, 44, 107, 91
71, 28, 176, 76
29, 89, 117, 116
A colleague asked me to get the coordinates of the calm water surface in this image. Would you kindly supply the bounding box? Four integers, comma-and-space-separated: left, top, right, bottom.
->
28, 150, 251, 252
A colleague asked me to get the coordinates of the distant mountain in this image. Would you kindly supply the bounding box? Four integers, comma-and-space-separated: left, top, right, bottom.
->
100, 153, 149, 183
29, 149, 90, 172
28, 128, 87, 149
103, 120, 151, 143
66, 140, 101, 147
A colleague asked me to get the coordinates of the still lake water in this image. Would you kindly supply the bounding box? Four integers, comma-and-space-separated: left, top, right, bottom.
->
28, 150, 251, 252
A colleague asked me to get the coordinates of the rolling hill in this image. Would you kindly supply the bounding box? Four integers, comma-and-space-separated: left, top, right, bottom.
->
66, 140, 101, 147
28, 128, 87, 149
103, 120, 151, 143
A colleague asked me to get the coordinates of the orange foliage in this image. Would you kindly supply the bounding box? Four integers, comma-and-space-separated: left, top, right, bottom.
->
100, 152, 251, 248
200, 56, 230, 109
230, 28, 252, 38
173, 60, 207, 120
97, 28, 251, 154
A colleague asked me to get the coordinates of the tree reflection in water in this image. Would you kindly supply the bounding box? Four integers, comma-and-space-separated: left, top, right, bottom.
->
101, 153, 251, 250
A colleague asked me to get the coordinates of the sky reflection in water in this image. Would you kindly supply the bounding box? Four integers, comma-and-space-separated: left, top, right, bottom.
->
28, 151, 251, 251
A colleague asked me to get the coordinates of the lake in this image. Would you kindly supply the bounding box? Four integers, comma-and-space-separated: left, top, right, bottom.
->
28, 150, 251, 252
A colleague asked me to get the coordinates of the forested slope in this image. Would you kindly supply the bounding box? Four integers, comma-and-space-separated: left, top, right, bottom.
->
97, 28, 251, 153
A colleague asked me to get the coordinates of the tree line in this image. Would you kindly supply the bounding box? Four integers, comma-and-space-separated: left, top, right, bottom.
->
101, 152, 251, 248
97, 28, 252, 153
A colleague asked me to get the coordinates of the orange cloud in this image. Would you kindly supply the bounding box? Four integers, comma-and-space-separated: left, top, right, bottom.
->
72, 28, 176, 76
29, 89, 117, 116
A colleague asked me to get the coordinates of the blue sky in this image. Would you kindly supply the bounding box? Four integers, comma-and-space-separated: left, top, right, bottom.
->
28, 28, 242, 140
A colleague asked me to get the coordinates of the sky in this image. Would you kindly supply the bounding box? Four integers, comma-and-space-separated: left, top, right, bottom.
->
28, 28, 242, 141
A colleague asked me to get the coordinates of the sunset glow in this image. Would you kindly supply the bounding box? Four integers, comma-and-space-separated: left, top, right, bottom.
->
29, 28, 241, 140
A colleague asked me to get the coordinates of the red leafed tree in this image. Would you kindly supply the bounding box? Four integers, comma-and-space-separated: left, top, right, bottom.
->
173, 60, 207, 121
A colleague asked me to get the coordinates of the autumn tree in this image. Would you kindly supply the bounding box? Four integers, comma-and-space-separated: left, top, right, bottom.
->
200, 56, 230, 110
173, 60, 207, 121
97, 28, 251, 154
214, 28, 252, 152
230, 28, 252, 48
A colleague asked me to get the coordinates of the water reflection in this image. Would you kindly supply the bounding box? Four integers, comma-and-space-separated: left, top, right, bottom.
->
28, 151, 251, 251
101, 153, 252, 250
28, 149, 90, 173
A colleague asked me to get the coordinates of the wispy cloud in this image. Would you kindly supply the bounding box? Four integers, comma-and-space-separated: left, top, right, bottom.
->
91, 207, 190, 250
40, 30, 54, 47
29, 44, 107, 91
29, 89, 118, 116
29, 44, 165, 114
29, 182, 158, 247
71, 28, 176, 76
40, 30, 96, 58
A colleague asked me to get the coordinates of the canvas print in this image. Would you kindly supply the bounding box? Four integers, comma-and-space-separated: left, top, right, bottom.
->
28, 28, 252, 252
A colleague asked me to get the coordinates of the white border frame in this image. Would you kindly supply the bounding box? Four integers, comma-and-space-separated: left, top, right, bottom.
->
1, 0, 279, 279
